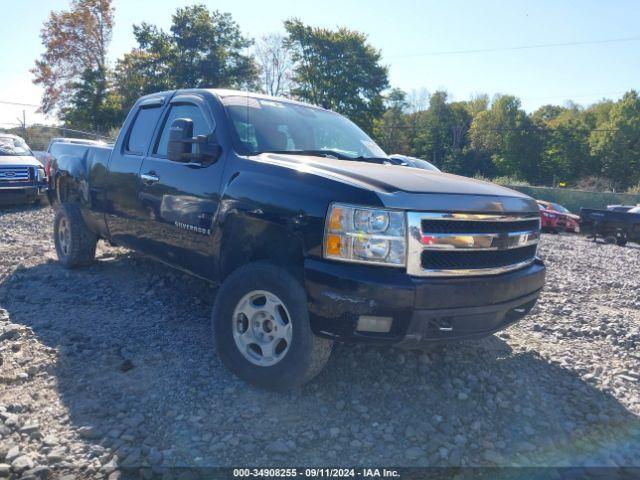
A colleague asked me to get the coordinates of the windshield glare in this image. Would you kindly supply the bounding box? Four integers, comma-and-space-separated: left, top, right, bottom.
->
222, 96, 387, 159
0, 136, 32, 156
551, 203, 570, 213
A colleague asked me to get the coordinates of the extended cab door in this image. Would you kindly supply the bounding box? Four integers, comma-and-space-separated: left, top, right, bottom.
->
136, 92, 224, 279
105, 94, 168, 250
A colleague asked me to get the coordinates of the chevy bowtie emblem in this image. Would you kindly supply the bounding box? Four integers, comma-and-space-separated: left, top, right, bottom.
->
493, 232, 510, 250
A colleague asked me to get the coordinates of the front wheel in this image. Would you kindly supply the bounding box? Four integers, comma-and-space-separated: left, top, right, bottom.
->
212, 263, 333, 390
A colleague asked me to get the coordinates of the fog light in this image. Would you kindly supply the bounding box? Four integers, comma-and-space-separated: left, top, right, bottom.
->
356, 315, 393, 333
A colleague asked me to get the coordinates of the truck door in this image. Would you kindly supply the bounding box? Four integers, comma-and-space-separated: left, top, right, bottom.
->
105, 95, 167, 251
136, 93, 224, 279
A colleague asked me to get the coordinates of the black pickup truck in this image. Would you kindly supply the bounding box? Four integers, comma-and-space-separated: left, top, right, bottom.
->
48, 89, 545, 389
580, 206, 640, 246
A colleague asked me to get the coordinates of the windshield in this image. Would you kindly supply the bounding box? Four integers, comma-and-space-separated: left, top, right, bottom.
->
222, 96, 387, 160
408, 158, 439, 171
551, 203, 570, 213
0, 136, 33, 157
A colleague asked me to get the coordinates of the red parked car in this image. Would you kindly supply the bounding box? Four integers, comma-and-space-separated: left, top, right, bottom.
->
537, 200, 579, 233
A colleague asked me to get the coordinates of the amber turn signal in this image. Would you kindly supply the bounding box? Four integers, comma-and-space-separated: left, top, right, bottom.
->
325, 234, 342, 255
328, 207, 343, 231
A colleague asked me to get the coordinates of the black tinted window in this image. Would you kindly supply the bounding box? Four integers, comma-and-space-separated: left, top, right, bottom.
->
155, 104, 209, 156
126, 106, 162, 154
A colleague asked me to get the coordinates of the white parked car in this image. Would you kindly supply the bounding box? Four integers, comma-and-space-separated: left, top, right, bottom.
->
388, 154, 440, 171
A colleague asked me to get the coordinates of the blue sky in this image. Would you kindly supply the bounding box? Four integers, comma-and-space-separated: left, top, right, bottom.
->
1, 0, 639, 126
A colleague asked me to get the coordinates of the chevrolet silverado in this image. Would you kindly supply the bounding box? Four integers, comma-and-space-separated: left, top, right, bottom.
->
47, 89, 545, 390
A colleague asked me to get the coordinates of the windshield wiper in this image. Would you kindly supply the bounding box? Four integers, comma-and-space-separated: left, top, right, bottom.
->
257, 149, 355, 160
258, 150, 392, 164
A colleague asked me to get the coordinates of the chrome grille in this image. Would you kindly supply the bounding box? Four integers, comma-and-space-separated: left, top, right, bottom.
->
407, 212, 540, 277
0, 166, 31, 182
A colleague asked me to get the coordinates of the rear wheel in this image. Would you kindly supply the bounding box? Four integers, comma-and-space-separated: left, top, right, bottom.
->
54, 203, 98, 268
616, 236, 628, 247
212, 263, 333, 390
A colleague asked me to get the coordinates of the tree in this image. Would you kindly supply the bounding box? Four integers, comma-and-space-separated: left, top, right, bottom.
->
115, 4, 257, 104
469, 95, 545, 183
114, 30, 175, 110
32, 0, 114, 116
61, 67, 123, 134
372, 88, 409, 154
401, 91, 472, 172
255, 33, 294, 97
532, 104, 595, 184
284, 19, 389, 132
531, 104, 565, 123
590, 90, 640, 189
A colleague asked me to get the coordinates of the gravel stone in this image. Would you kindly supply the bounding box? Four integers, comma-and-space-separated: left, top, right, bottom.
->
266, 440, 295, 454
11, 455, 34, 472
404, 447, 424, 461
0, 205, 639, 468
5, 447, 20, 463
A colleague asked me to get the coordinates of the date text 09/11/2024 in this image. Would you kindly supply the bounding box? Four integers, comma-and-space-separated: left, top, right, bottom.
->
232, 468, 401, 478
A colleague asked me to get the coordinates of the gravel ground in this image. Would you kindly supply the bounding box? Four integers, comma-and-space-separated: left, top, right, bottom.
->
0, 204, 639, 478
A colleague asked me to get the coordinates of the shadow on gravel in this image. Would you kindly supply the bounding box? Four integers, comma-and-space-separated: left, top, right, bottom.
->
0, 203, 47, 214
2, 253, 639, 471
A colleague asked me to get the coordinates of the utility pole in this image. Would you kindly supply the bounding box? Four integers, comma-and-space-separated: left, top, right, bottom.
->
16, 110, 28, 142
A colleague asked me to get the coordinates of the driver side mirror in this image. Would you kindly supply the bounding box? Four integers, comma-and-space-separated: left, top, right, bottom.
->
167, 118, 222, 164
167, 118, 193, 162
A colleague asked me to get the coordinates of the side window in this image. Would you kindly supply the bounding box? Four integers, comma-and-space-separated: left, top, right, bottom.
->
126, 106, 162, 155
233, 120, 258, 152
155, 104, 208, 157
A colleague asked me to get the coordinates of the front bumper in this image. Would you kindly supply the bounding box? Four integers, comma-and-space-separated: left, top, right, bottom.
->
0, 182, 48, 204
305, 258, 545, 346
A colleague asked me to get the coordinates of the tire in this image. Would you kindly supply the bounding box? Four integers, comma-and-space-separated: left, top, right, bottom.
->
616, 237, 628, 247
212, 263, 333, 391
53, 203, 98, 268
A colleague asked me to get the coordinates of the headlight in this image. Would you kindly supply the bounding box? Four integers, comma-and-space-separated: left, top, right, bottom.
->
324, 203, 406, 267
36, 167, 46, 182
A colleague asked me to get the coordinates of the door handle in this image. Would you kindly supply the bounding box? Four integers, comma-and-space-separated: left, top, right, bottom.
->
140, 172, 159, 185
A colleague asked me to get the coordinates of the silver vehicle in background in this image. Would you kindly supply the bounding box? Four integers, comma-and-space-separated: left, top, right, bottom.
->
388, 154, 440, 171
0, 134, 48, 205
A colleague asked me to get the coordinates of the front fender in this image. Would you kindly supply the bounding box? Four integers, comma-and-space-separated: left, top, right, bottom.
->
214, 156, 384, 281
216, 170, 314, 280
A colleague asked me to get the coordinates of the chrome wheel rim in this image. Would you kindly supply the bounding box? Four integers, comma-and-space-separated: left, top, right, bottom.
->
232, 290, 292, 367
58, 217, 70, 257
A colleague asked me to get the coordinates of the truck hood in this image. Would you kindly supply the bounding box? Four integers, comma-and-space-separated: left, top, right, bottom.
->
0, 155, 42, 167
258, 153, 538, 213
259, 153, 530, 198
